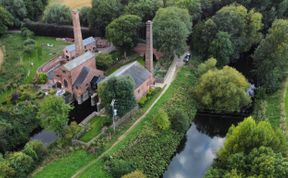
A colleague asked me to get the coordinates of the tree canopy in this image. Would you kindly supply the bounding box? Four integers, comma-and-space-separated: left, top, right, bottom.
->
37, 96, 72, 135
193, 62, 251, 112
153, 6, 192, 58
205, 117, 288, 178
0, 6, 13, 36
42, 4, 71, 25
98, 76, 136, 117
106, 15, 142, 57
254, 19, 288, 93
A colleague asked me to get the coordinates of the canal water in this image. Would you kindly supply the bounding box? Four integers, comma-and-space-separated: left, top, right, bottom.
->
163, 113, 245, 178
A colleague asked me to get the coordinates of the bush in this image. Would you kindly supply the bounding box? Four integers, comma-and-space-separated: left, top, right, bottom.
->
153, 111, 170, 130
96, 53, 114, 70
34, 73, 48, 84
169, 110, 189, 133
23, 38, 36, 54
138, 96, 147, 107
42, 4, 71, 25
121, 170, 146, 178
7, 152, 34, 178
23, 141, 47, 162
105, 158, 135, 178
63, 122, 82, 144
21, 27, 34, 38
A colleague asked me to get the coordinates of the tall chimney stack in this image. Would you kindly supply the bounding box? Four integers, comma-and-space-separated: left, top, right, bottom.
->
72, 10, 84, 57
145, 20, 153, 74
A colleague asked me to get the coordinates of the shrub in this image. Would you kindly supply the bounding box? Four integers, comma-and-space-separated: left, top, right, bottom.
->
121, 170, 146, 178
63, 122, 82, 143
138, 96, 147, 107
23, 141, 47, 162
34, 73, 48, 84
6, 152, 34, 177
21, 27, 34, 38
0, 160, 15, 178
153, 111, 170, 130
23, 38, 35, 54
96, 53, 114, 70
169, 110, 189, 133
105, 158, 135, 178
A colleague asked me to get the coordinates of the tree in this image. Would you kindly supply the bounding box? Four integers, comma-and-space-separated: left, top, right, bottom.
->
212, 4, 263, 60
191, 19, 217, 57
42, 4, 71, 25
79, 6, 91, 27
106, 15, 142, 58
124, 0, 161, 22
197, 57, 217, 76
154, 110, 170, 130
98, 76, 136, 117
208, 32, 235, 67
89, 0, 123, 36
153, 7, 192, 58
122, 170, 147, 178
23, 141, 47, 162
6, 152, 33, 178
37, 96, 72, 135
0, 6, 13, 36
0, 0, 27, 27
174, 0, 202, 20
205, 117, 288, 178
24, 0, 47, 21
253, 19, 288, 93
169, 110, 189, 133
96, 53, 114, 70
193, 65, 251, 112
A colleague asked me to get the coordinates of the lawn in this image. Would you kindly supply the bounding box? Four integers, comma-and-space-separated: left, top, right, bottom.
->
33, 151, 94, 178
49, 0, 92, 8
80, 116, 111, 142
0, 33, 68, 103
265, 90, 281, 128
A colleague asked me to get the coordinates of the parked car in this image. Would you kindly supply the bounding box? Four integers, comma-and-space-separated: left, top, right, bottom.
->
183, 53, 191, 63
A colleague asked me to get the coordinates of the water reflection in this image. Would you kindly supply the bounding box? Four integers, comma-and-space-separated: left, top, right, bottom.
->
163, 114, 244, 178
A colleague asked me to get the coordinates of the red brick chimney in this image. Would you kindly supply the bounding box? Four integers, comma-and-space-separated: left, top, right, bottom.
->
72, 10, 84, 57
145, 20, 153, 74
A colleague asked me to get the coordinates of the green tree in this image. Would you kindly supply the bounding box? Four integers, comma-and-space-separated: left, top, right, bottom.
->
193, 65, 251, 112
174, 0, 202, 20
253, 19, 288, 93
7, 152, 33, 178
0, 6, 13, 36
191, 19, 217, 56
106, 15, 142, 58
169, 110, 189, 133
205, 117, 288, 178
23, 141, 47, 162
153, 7, 192, 58
0, 0, 27, 27
79, 6, 91, 27
96, 53, 114, 70
124, 0, 161, 22
154, 110, 170, 130
89, 0, 123, 36
24, 0, 47, 21
208, 32, 235, 67
212, 4, 263, 60
0, 159, 15, 178
42, 4, 71, 25
37, 96, 72, 135
98, 76, 136, 117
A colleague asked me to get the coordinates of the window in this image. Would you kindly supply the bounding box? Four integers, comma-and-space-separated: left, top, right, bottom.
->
138, 89, 140, 93
64, 79, 68, 88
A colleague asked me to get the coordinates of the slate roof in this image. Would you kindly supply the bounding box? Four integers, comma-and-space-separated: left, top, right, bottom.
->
64, 51, 94, 71
65, 37, 96, 52
103, 61, 151, 88
73, 66, 90, 87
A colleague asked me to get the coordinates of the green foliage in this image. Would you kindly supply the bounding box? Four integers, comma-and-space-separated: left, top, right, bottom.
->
23, 38, 36, 55
90, 0, 123, 36
193, 65, 251, 112
106, 15, 142, 55
212, 4, 263, 60
196, 57, 217, 76
98, 76, 137, 117
37, 95, 72, 135
21, 27, 34, 38
0, 0, 27, 27
169, 110, 189, 133
79, 6, 91, 27
63, 121, 82, 143
205, 117, 288, 178
121, 170, 146, 178
254, 19, 288, 93
34, 72, 48, 84
153, 7, 192, 58
23, 0, 48, 21
96, 53, 115, 70
253, 100, 267, 122
23, 140, 47, 162
105, 158, 135, 178
42, 4, 71, 25
153, 110, 170, 130
6, 152, 34, 178
174, 0, 202, 20
124, 0, 161, 22
208, 32, 234, 67
0, 6, 13, 36
138, 96, 147, 107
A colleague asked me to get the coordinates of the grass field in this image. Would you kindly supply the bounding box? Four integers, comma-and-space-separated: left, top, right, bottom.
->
50, 0, 92, 8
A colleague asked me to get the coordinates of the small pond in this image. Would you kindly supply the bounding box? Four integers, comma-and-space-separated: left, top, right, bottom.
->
163, 113, 245, 178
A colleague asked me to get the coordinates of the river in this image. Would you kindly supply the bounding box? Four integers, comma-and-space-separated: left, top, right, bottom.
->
163, 113, 245, 178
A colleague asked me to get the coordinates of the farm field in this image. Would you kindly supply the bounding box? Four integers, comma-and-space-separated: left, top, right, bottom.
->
50, 0, 92, 8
